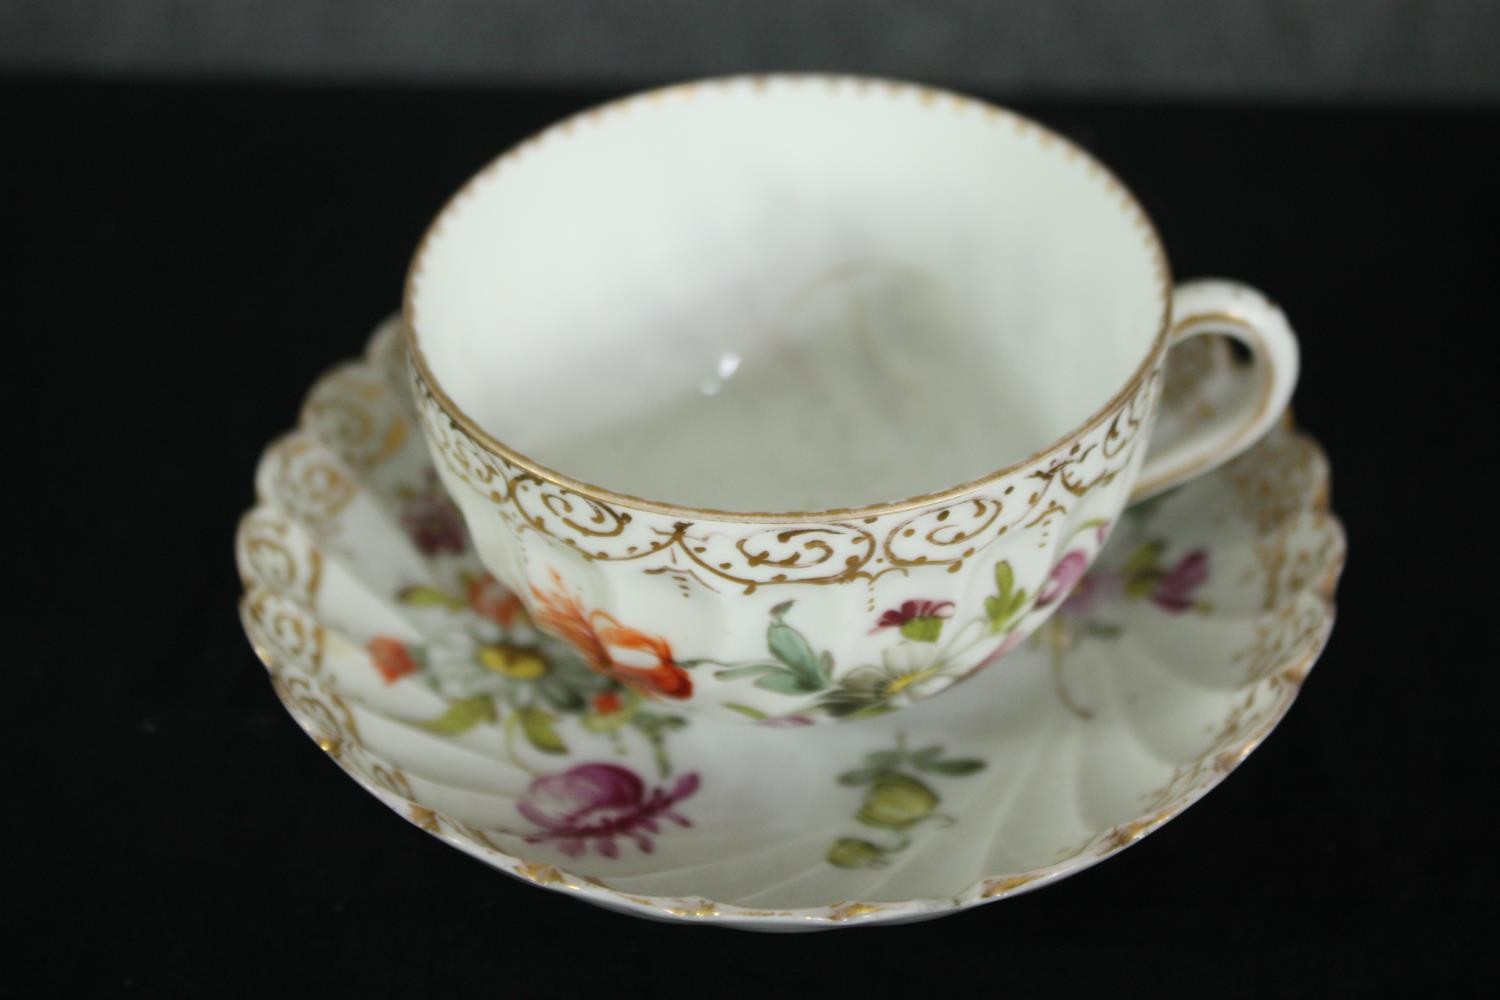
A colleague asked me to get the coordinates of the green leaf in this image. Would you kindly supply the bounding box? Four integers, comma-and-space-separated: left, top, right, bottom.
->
1083, 621, 1125, 640
581, 712, 629, 734
767, 619, 824, 687
755, 669, 822, 695
714, 662, 781, 681
864, 750, 904, 769
818, 691, 878, 718
396, 585, 464, 610
826, 837, 888, 869
909, 745, 944, 766
1123, 541, 1163, 578
857, 772, 939, 829
987, 561, 1027, 632
631, 712, 688, 737
535, 676, 586, 713
994, 561, 1016, 604
634, 711, 687, 730
415, 696, 497, 734
837, 766, 882, 786
519, 705, 567, 754
724, 703, 769, 721
899, 617, 945, 642
918, 758, 986, 776
581, 709, 630, 734
816, 651, 835, 686
1124, 573, 1160, 600
987, 563, 1031, 633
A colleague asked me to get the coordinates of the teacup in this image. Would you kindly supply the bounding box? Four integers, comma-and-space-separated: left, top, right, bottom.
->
403, 75, 1298, 725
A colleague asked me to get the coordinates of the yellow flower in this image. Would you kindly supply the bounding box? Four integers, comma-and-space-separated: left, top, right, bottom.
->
477, 644, 548, 679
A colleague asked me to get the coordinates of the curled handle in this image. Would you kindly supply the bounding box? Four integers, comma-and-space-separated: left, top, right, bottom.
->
1131, 279, 1300, 501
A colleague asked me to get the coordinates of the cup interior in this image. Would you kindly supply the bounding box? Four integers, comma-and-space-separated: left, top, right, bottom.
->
408, 77, 1167, 513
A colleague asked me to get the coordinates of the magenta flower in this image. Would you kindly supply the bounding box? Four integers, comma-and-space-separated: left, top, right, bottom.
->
1036, 550, 1090, 609
400, 486, 467, 556
872, 599, 956, 641
516, 763, 700, 858
873, 599, 956, 630
1150, 550, 1209, 613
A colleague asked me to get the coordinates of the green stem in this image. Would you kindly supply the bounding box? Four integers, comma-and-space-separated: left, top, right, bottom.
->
928, 616, 1006, 675
648, 729, 672, 779
931, 616, 984, 663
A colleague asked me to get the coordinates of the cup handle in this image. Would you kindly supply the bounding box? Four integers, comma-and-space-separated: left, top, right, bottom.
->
1130, 278, 1300, 502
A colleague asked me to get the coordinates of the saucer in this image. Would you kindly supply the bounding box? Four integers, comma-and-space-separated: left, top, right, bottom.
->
236, 318, 1344, 930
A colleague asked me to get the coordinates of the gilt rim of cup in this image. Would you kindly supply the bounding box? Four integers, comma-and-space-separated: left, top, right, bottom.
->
402, 72, 1174, 524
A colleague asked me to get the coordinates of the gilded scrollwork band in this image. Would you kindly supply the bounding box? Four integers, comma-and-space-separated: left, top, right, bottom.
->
299, 365, 410, 472
412, 364, 1162, 593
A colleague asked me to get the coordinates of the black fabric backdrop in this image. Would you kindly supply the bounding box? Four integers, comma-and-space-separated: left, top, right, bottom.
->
8, 80, 1493, 996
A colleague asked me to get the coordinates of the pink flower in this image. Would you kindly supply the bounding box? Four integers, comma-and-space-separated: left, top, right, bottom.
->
1151, 551, 1209, 613
517, 763, 700, 858
1036, 550, 1090, 609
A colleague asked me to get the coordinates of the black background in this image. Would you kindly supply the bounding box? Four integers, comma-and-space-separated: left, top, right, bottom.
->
9, 79, 1494, 996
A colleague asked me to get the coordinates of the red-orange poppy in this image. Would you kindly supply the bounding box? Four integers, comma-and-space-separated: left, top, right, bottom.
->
368, 636, 419, 683
529, 571, 692, 700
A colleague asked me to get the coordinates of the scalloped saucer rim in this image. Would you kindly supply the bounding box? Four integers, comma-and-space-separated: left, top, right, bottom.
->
236, 318, 1345, 930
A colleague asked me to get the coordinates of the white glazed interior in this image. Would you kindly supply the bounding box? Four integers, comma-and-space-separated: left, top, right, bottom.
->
408, 77, 1166, 511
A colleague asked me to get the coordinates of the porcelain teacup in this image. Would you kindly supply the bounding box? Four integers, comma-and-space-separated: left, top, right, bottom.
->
403, 74, 1299, 725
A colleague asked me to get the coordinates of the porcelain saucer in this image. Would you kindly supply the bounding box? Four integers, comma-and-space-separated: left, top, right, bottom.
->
236, 318, 1344, 931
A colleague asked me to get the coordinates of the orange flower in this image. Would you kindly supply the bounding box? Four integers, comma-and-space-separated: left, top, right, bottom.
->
593, 691, 623, 715
368, 637, 419, 683
529, 571, 692, 700
466, 572, 526, 627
